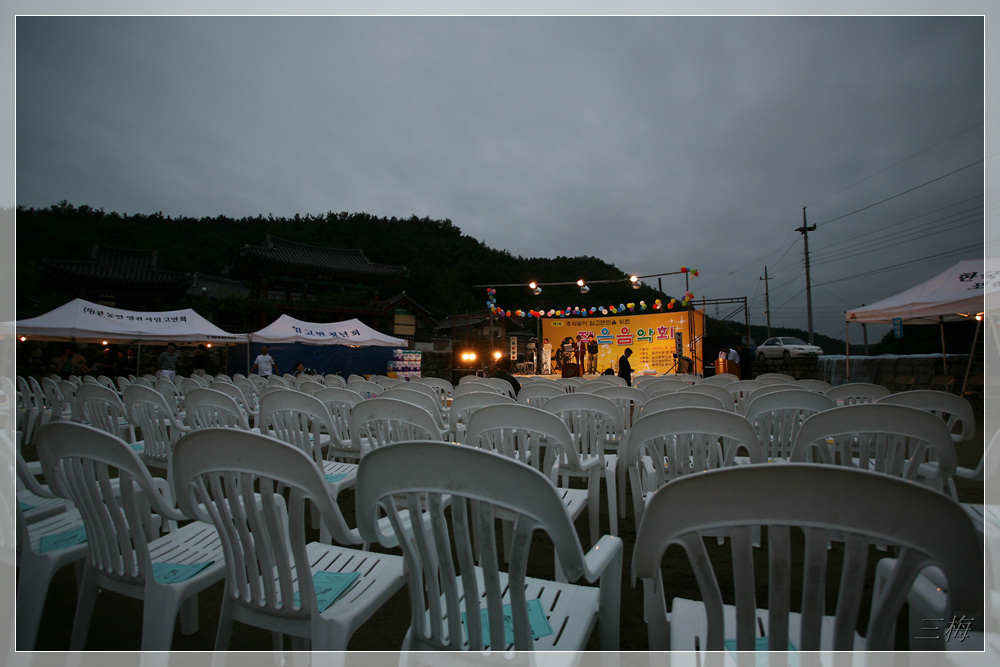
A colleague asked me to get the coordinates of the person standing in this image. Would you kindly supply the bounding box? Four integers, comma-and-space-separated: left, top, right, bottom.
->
575, 335, 586, 368
157, 343, 179, 381
586, 336, 598, 374
541, 338, 553, 375
251, 344, 278, 377
617, 347, 634, 387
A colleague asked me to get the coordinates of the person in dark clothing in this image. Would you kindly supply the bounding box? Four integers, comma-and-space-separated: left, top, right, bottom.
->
490, 356, 521, 396
617, 348, 634, 386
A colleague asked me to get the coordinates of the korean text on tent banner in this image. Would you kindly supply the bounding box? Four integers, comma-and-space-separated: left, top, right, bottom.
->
542, 310, 705, 376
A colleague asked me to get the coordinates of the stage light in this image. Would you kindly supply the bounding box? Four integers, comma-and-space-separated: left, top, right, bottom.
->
19, 336, 26, 342
976, 313, 984, 321
206, 343, 213, 348
530, 281, 542, 295
577, 279, 590, 294
630, 275, 641, 289
494, 351, 502, 360
102, 340, 109, 346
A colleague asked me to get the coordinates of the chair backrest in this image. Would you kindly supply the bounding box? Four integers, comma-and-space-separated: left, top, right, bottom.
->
452, 382, 497, 398
324, 374, 347, 388
313, 386, 364, 444
725, 379, 767, 414
40, 377, 69, 421
183, 387, 251, 430
556, 377, 583, 393
640, 378, 689, 398
347, 380, 383, 400
457, 374, 484, 385
391, 380, 442, 407
632, 463, 982, 651
266, 375, 288, 387
214, 374, 234, 384
792, 378, 832, 392
543, 393, 624, 461
297, 379, 325, 395
755, 372, 796, 383
479, 377, 517, 398
639, 390, 727, 416
592, 385, 648, 431
258, 390, 339, 465
75, 383, 133, 441
123, 384, 189, 467
232, 377, 260, 408
171, 428, 359, 625
382, 387, 447, 433
742, 389, 836, 460
676, 383, 735, 411
824, 382, 891, 406
376, 378, 405, 390
744, 383, 809, 405
622, 407, 763, 527
698, 373, 738, 386
115, 375, 132, 395
96, 375, 118, 392
415, 376, 453, 408
790, 403, 957, 496
349, 398, 442, 456
35, 422, 180, 591
447, 391, 516, 443
876, 390, 976, 443
356, 441, 597, 651
155, 377, 183, 415
515, 382, 564, 409
247, 374, 267, 391
59, 379, 82, 422
210, 381, 252, 420
464, 403, 580, 480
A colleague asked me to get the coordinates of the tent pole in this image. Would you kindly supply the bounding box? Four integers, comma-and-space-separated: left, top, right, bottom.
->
845, 322, 850, 383
961, 316, 982, 397
940, 316, 948, 375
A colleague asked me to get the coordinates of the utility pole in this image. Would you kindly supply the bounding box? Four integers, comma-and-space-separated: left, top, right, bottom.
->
760, 266, 772, 338
796, 207, 817, 345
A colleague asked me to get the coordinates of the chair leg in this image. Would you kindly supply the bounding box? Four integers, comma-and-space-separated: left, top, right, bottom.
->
617, 459, 628, 520
604, 466, 618, 537
69, 567, 99, 650
214, 595, 235, 651
179, 593, 200, 635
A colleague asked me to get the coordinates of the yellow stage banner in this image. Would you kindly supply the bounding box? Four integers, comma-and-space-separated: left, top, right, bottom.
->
541, 310, 704, 376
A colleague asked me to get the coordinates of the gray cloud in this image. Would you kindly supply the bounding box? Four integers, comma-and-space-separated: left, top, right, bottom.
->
15, 15, 985, 340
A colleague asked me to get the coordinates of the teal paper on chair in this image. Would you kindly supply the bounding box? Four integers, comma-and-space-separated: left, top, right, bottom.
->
153, 561, 215, 584
295, 571, 361, 612
39, 525, 87, 553
462, 599, 554, 647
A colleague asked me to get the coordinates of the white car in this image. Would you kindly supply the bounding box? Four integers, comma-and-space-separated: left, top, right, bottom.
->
756, 336, 823, 360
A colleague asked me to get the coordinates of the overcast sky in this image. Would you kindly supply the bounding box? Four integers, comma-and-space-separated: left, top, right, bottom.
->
13, 11, 988, 342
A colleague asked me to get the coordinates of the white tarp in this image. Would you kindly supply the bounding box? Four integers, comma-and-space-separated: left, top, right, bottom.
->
250, 314, 405, 347
844, 258, 989, 325
16, 298, 242, 343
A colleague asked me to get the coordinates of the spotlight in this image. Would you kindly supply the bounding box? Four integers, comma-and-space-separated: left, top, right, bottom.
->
630, 275, 641, 289
530, 281, 542, 295
102, 340, 109, 346
19, 336, 26, 342
494, 351, 502, 360
577, 279, 589, 294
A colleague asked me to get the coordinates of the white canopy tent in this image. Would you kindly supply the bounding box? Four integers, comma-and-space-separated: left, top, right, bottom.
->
843, 259, 990, 386
16, 298, 242, 376
249, 314, 405, 347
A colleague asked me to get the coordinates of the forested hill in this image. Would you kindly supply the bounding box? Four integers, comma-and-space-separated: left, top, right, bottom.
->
15, 202, 671, 320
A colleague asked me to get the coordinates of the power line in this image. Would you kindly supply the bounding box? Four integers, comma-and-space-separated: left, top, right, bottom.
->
810, 214, 982, 267
812, 244, 981, 288
814, 159, 983, 228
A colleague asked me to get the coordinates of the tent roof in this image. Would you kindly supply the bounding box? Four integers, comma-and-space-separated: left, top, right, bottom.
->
845, 259, 990, 325
250, 314, 405, 347
16, 298, 242, 343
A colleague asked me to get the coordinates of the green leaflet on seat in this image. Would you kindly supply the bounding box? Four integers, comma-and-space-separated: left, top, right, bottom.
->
294, 570, 360, 612
39, 525, 87, 553
462, 599, 554, 647
152, 561, 215, 584
325, 473, 348, 483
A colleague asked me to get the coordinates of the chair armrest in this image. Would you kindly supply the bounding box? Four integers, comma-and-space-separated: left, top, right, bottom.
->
581, 534, 623, 650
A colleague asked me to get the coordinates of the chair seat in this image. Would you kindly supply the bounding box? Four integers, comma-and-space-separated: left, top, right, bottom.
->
668, 597, 864, 651
412, 568, 600, 651
230, 540, 405, 649
17, 489, 70, 524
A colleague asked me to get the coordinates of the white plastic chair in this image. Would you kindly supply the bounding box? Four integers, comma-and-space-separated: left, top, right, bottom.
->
621, 407, 763, 529
347, 380, 382, 400
383, 387, 450, 440
313, 386, 365, 462
825, 382, 891, 406
210, 380, 256, 426
416, 376, 454, 411
726, 379, 767, 414
123, 384, 192, 471
742, 388, 836, 461
349, 397, 443, 456
790, 403, 958, 498
155, 376, 184, 417
677, 382, 736, 412
40, 377, 73, 423
639, 389, 728, 415
699, 373, 738, 386
632, 464, 982, 651
756, 372, 796, 383
15, 503, 88, 649
324, 374, 347, 388
257, 390, 357, 500
171, 428, 406, 650
744, 382, 810, 406
35, 422, 225, 650
75, 383, 137, 442
447, 391, 515, 444
640, 379, 688, 399
515, 382, 564, 409
792, 378, 832, 392
376, 377, 405, 390
464, 403, 600, 547
183, 387, 252, 430
356, 441, 623, 651
543, 392, 624, 537
452, 382, 495, 398
556, 376, 583, 393
480, 377, 517, 398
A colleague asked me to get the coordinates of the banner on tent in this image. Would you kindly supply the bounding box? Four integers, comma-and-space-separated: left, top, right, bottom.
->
541, 310, 704, 375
